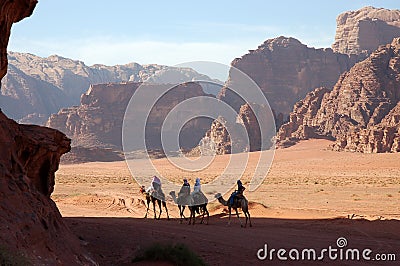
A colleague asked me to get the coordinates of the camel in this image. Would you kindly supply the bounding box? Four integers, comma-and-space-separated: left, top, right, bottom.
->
140, 186, 169, 220
214, 192, 252, 227
169, 191, 209, 225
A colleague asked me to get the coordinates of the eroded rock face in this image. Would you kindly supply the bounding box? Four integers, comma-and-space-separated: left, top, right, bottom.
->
276, 87, 331, 147
332, 6, 400, 55
47, 82, 213, 153
198, 103, 274, 155
0, 1, 96, 264
218, 36, 360, 125
278, 38, 400, 153
0, 0, 37, 80
0, 64, 70, 124
3, 52, 217, 124
0, 111, 97, 264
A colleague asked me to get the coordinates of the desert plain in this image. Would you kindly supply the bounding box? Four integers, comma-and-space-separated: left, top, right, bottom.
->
53, 139, 400, 265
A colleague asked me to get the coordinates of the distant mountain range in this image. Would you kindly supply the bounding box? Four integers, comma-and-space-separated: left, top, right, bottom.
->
1, 52, 218, 124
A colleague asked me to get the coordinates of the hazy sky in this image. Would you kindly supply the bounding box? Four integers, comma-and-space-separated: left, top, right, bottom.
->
8, 0, 400, 67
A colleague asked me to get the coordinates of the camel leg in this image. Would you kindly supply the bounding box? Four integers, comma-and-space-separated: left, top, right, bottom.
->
157, 200, 162, 220
205, 207, 209, 225
181, 206, 188, 220
247, 211, 252, 227
200, 207, 204, 224
227, 207, 232, 226
188, 208, 192, 225
188, 207, 195, 225
178, 205, 184, 223
163, 201, 169, 220
144, 199, 150, 218
243, 210, 248, 228
235, 208, 243, 227
192, 208, 196, 225
152, 200, 157, 219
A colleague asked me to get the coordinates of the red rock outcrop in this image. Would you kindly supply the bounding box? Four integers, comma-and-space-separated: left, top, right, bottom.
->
0, 0, 36, 79
332, 7, 400, 55
276, 87, 331, 147
0, 111, 98, 265
200, 117, 234, 155
198, 103, 274, 155
47, 82, 213, 155
218, 36, 361, 126
277, 38, 400, 153
0, 0, 96, 264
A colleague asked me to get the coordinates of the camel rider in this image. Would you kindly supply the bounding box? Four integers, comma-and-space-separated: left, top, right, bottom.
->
229, 180, 245, 205
193, 178, 201, 193
178, 178, 190, 198
191, 178, 207, 212
191, 177, 202, 198
147, 175, 161, 196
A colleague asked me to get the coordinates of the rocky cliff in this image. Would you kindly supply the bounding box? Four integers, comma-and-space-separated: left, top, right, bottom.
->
3, 52, 216, 124
198, 103, 274, 155
0, 63, 70, 124
0, 0, 96, 264
218, 36, 360, 126
277, 38, 400, 153
0, 0, 36, 79
47, 82, 213, 157
332, 6, 400, 55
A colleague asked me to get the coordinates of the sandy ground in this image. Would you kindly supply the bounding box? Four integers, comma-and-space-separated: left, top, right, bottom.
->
53, 140, 400, 265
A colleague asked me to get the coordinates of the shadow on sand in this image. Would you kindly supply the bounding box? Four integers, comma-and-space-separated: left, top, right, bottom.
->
64, 215, 400, 265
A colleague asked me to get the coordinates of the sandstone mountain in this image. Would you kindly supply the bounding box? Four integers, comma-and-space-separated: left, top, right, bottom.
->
47, 81, 214, 161
277, 38, 400, 153
0, 0, 96, 264
196, 103, 275, 155
2, 51, 217, 124
0, 63, 71, 124
332, 6, 400, 55
218, 36, 361, 127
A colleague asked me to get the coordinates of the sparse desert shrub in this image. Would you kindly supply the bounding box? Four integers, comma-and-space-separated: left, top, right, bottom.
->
133, 242, 206, 266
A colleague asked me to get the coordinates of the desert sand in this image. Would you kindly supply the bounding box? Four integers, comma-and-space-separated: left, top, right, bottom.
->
53, 140, 400, 265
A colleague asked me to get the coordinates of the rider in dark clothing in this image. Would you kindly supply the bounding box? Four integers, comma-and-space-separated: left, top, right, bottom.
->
229, 180, 245, 205
178, 178, 191, 197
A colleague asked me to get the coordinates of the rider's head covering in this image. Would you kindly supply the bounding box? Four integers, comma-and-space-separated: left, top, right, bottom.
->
237, 180, 242, 186
195, 178, 201, 186
183, 178, 189, 185
152, 175, 161, 185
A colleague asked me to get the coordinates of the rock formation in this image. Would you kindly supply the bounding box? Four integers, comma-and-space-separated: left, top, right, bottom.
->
198, 103, 274, 155
0, 64, 70, 124
332, 6, 400, 55
218, 36, 361, 126
3, 52, 217, 124
277, 38, 400, 153
276, 87, 332, 147
47, 82, 213, 155
0, 0, 36, 79
0, 0, 96, 264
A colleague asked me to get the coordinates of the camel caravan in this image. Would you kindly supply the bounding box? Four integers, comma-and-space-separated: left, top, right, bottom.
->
140, 176, 252, 227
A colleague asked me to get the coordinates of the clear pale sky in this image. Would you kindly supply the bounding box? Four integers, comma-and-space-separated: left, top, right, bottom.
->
8, 0, 400, 66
